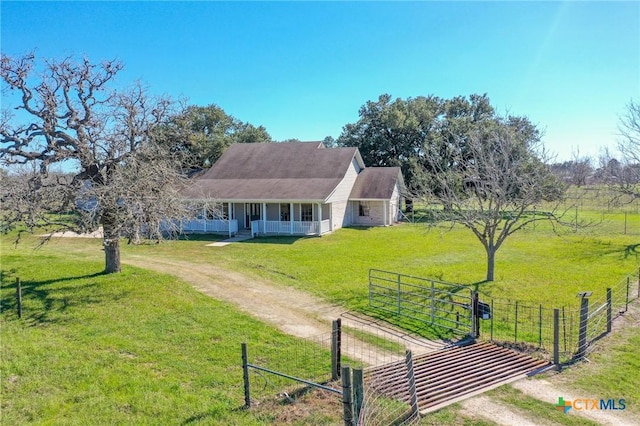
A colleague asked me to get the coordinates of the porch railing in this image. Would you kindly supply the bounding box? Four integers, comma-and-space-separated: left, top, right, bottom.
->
181, 219, 238, 236
251, 219, 331, 236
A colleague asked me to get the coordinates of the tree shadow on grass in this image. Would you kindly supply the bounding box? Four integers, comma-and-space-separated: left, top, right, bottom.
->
0, 269, 128, 325
624, 243, 640, 260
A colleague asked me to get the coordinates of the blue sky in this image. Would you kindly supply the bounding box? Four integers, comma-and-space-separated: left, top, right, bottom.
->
2, 1, 638, 161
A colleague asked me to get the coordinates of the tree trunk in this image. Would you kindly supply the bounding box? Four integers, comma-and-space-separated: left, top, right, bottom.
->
486, 248, 495, 282
102, 220, 121, 274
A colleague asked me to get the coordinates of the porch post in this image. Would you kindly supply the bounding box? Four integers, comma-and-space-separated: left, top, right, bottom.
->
290, 202, 294, 234
262, 203, 267, 233
383, 200, 388, 226
318, 203, 323, 235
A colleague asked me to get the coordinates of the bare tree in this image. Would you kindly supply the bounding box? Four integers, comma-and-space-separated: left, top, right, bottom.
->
1, 53, 190, 273
613, 100, 640, 193
418, 117, 566, 282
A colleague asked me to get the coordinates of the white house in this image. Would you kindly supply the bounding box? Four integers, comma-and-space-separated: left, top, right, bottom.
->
180, 142, 404, 236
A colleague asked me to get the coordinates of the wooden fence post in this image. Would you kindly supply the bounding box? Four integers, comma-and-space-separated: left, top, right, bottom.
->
332, 319, 342, 381
241, 343, 251, 408
577, 297, 589, 359
353, 368, 363, 424
405, 350, 419, 420
341, 366, 353, 426
606, 288, 612, 334
16, 277, 23, 319
553, 309, 560, 370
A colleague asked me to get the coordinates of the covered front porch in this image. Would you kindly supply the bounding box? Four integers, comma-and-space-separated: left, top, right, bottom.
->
245, 201, 331, 236
180, 201, 332, 237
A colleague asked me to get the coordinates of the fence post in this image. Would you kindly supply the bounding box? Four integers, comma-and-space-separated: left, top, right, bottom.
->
626, 277, 630, 312
538, 304, 543, 348
397, 273, 402, 316
241, 342, 251, 408
353, 368, 363, 424
405, 350, 419, 420
514, 301, 519, 344
332, 319, 342, 381
553, 309, 560, 370
490, 299, 494, 342
562, 306, 567, 352
606, 288, 612, 334
430, 281, 435, 324
471, 291, 479, 338
16, 277, 22, 319
577, 297, 589, 359
341, 365, 353, 426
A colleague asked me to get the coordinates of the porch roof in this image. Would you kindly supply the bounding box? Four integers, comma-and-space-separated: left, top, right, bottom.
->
184, 177, 342, 201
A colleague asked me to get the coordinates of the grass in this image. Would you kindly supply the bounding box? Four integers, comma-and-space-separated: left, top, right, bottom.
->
2, 201, 640, 424
485, 386, 602, 426
117, 220, 640, 309
0, 251, 341, 425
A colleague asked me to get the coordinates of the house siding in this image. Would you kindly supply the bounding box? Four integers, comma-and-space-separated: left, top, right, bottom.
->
331, 200, 349, 230
326, 157, 361, 228
352, 201, 387, 226
389, 184, 401, 223
326, 158, 360, 204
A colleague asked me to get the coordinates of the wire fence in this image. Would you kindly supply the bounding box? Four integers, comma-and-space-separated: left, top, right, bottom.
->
404, 187, 640, 235
478, 299, 574, 361
479, 270, 640, 363
360, 352, 420, 426
240, 268, 640, 422
241, 332, 337, 405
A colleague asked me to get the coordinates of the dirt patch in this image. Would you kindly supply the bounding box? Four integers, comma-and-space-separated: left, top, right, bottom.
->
123, 255, 444, 365
460, 396, 542, 426
41, 228, 104, 238
251, 386, 343, 425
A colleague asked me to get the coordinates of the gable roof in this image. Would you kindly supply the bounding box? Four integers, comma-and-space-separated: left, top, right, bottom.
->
349, 167, 404, 200
183, 142, 364, 202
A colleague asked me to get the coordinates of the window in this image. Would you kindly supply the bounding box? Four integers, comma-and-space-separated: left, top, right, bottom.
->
359, 201, 370, 217
301, 204, 313, 222
280, 204, 290, 221
205, 203, 228, 220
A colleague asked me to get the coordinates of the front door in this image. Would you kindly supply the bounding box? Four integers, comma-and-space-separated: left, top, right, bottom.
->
245, 203, 261, 229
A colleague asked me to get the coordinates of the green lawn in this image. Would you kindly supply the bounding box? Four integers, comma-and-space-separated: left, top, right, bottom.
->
2, 210, 639, 424
1, 251, 340, 425
118, 221, 640, 309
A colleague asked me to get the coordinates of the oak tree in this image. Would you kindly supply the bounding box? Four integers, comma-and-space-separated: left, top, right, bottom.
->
1, 53, 189, 273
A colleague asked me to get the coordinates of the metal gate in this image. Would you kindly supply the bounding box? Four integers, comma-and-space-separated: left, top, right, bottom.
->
368, 269, 476, 337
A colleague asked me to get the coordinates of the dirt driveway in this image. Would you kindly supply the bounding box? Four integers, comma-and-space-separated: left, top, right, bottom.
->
123, 253, 639, 426
124, 255, 444, 365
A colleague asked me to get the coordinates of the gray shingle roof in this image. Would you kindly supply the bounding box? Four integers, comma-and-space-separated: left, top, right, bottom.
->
349, 167, 404, 200
183, 142, 361, 201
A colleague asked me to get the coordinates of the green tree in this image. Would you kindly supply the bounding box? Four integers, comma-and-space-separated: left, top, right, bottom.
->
340, 93, 566, 281
162, 104, 271, 168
